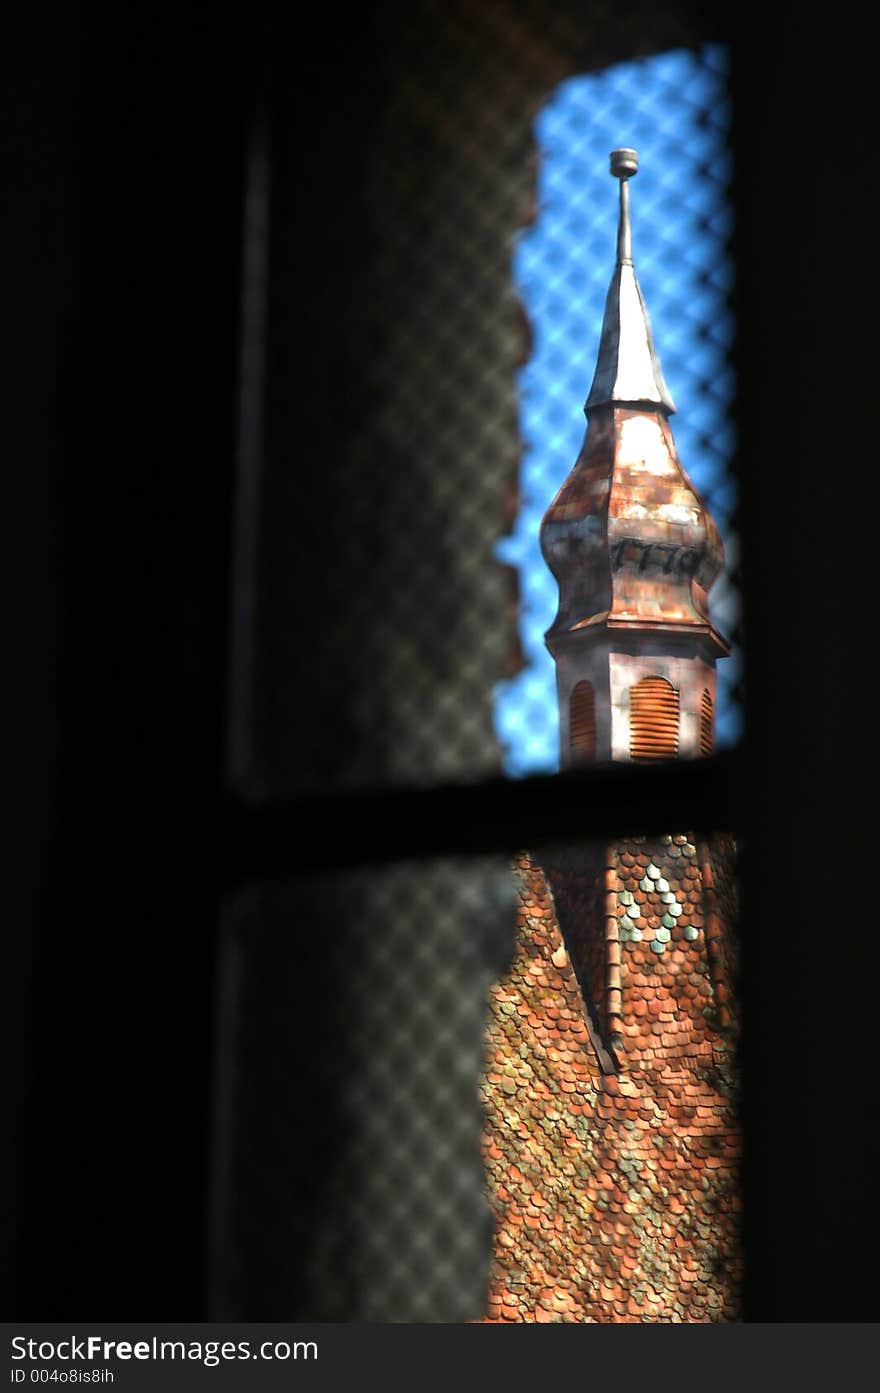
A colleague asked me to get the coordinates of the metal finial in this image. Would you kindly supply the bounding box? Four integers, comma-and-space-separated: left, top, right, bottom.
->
611, 148, 637, 265
610, 148, 638, 179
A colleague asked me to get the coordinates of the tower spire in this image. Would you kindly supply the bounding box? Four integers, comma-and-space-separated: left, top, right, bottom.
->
584, 148, 676, 415
540, 148, 728, 768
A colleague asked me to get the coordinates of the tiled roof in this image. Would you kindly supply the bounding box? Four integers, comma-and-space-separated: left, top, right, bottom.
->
480, 837, 741, 1321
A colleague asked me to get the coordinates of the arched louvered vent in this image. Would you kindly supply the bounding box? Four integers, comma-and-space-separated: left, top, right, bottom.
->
699, 689, 714, 757
569, 681, 596, 764
629, 676, 679, 761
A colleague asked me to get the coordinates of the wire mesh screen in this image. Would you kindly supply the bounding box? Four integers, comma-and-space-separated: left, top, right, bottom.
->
210, 835, 740, 1322
496, 46, 741, 774
213, 0, 739, 1326
227, 1, 739, 798
210, 857, 516, 1321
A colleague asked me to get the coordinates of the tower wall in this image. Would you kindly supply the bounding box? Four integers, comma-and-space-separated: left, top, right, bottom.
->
555, 638, 718, 766
608, 650, 717, 760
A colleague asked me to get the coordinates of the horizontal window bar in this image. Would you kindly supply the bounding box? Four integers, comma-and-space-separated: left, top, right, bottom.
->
217, 751, 741, 881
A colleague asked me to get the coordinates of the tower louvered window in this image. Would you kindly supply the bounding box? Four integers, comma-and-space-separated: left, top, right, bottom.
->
569, 681, 596, 763
699, 690, 714, 757
629, 676, 679, 761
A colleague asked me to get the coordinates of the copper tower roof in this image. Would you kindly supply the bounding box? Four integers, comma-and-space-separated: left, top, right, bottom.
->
584, 148, 676, 415
540, 149, 727, 656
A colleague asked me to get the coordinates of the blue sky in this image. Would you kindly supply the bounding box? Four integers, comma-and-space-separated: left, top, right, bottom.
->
493, 46, 741, 776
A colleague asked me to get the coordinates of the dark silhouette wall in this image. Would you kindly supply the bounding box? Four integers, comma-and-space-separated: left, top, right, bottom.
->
5, 0, 880, 1321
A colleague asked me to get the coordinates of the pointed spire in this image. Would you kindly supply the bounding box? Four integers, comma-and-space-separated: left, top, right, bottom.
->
584, 148, 676, 415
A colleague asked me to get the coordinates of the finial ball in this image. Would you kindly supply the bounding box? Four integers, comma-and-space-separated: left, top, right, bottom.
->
609, 148, 638, 179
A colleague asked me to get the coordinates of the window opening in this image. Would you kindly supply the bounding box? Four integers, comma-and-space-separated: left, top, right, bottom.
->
569, 680, 596, 763
700, 689, 714, 756
493, 45, 740, 776
629, 675, 679, 761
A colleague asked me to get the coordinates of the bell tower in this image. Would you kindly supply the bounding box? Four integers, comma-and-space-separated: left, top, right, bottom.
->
540, 149, 728, 768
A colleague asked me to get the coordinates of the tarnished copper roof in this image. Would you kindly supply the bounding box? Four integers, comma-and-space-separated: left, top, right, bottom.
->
541, 407, 728, 649
540, 151, 727, 656
584, 150, 675, 415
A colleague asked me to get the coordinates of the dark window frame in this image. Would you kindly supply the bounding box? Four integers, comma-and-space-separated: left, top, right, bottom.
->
9, 0, 880, 1326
